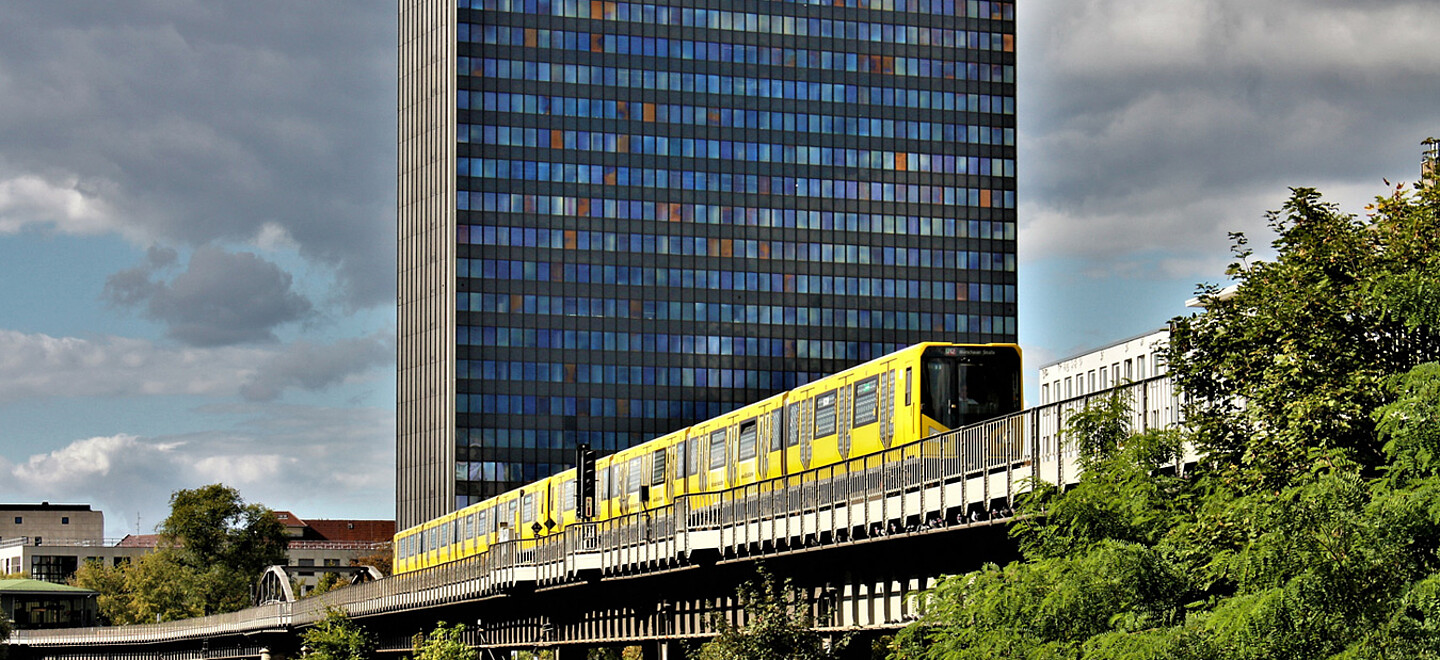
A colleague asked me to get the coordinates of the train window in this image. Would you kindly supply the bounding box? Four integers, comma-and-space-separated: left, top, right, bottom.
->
852, 376, 880, 427
738, 420, 758, 460
523, 493, 535, 522
905, 367, 912, 406
770, 409, 784, 451
687, 437, 700, 475
709, 430, 727, 469
813, 389, 838, 438
628, 456, 643, 493
479, 509, 490, 534
787, 403, 802, 447
466, 514, 475, 540
651, 449, 666, 485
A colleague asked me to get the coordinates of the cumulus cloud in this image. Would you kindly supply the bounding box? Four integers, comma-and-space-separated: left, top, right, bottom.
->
0, 329, 389, 403
0, 405, 394, 538
0, 174, 124, 236
239, 335, 394, 402
0, 3, 395, 308
1019, 0, 1440, 277
104, 245, 313, 347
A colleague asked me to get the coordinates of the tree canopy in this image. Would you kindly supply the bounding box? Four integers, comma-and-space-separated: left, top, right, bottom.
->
411, 621, 479, 660
893, 181, 1440, 659
301, 607, 375, 660
696, 565, 847, 660
72, 483, 288, 623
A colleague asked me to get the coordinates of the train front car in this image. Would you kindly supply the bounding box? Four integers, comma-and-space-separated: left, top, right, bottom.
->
916, 343, 1022, 438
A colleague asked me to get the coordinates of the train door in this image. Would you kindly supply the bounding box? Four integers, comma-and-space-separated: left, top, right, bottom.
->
477, 506, 491, 553
683, 433, 702, 495
542, 477, 559, 535
846, 366, 890, 458
625, 454, 643, 515
785, 399, 805, 472
558, 476, 577, 529
879, 366, 897, 450
669, 439, 686, 501
735, 417, 760, 485
498, 496, 516, 543
647, 447, 668, 507
462, 512, 476, 556
761, 406, 786, 479
808, 383, 845, 468
521, 490, 537, 539
705, 426, 729, 492
595, 456, 613, 520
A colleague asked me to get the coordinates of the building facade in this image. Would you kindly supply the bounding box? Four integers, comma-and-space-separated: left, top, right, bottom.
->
0, 506, 391, 587
1036, 328, 1169, 406
0, 503, 103, 548
399, 0, 1018, 528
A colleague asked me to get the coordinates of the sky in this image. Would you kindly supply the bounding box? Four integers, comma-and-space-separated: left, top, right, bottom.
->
1, 1, 1438, 539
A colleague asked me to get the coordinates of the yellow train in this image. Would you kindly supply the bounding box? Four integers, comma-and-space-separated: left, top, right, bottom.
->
393, 342, 1021, 574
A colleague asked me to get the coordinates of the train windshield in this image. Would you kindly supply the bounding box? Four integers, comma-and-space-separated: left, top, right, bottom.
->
921, 346, 1021, 429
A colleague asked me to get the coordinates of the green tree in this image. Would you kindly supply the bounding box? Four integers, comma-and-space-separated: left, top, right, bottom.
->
71, 484, 289, 623
1170, 184, 1440, 487
696, 565, 846, 660
301, 607, 375, 660
160, 483, 289, 613
352, 544, 394, 576
412, 622, 478, 659
894, 393, 1196, 659
308, 571, 347, 598
893, 181, 1440, 659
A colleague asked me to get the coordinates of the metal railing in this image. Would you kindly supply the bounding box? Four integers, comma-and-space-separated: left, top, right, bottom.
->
0, 537, 129, 549
16, 374, 1181, 647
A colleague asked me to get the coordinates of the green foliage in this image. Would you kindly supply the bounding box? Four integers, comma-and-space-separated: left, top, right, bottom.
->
352, 545, 394, 576
308, 571, 346, 598
1170, 184, 1440, 487
1011, 389, 1188, 561
697, 565, 845, 660
893, 541, 1193, 660
70, 484, 288, 623
411, 621, 478, 660
301, 607, 375, 660
894, 182, 1440, 659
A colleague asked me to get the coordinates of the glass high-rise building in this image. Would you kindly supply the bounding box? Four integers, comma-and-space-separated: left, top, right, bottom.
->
399, 0, 1016, 529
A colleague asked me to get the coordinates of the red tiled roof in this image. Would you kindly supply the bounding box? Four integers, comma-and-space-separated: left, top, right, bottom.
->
116, 534, 161, 548
272, 511, 308, 527
114, 516, 393, 547
303, 520, 394, 543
